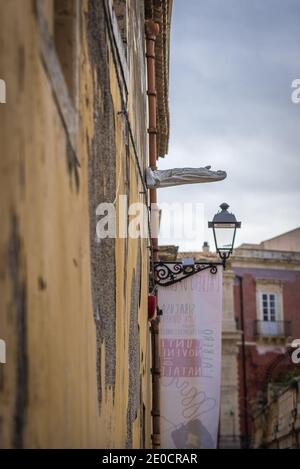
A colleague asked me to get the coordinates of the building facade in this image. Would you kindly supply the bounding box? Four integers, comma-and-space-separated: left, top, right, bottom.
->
253, 376, 300, 448
0, 0, 172, 448
232, 229, 300, 447
170, 228, 300, 448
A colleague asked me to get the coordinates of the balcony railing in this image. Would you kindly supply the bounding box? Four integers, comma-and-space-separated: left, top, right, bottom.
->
255, 320, 291, 338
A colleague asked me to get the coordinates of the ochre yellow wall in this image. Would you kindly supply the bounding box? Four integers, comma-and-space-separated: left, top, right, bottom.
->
0, 0, 152, 448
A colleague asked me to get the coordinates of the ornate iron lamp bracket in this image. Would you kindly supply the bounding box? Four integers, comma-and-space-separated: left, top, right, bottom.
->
154, 261, 223, 287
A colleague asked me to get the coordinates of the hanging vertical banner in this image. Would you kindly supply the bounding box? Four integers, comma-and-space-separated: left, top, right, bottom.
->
158, 268, 222, 449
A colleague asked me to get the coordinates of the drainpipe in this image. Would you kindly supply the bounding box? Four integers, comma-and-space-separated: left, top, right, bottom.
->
145, 19, 159, 238
145, 19, 160, 449
236, 275, 250, 448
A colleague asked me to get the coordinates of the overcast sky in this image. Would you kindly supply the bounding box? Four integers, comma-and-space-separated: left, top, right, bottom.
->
158, 0, 300, 252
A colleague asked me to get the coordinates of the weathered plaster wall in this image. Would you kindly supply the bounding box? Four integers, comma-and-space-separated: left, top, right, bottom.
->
253, 378, 300, 448
0, 0, 151, 448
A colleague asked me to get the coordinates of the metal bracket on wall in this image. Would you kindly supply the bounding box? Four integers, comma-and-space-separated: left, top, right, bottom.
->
153, 261, 223, 287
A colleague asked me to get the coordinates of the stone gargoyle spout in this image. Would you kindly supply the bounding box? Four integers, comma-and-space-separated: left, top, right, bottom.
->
145, 166, 227, 189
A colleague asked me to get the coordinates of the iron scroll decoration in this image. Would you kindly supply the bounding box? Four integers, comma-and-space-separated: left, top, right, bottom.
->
153, 261, 223, 287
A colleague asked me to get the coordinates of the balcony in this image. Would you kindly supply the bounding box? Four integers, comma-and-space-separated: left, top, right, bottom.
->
255, 320, 291, 338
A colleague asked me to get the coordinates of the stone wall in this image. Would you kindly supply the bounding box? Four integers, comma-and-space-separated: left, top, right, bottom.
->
0, 0, 153, 448
253, 378, 300, 448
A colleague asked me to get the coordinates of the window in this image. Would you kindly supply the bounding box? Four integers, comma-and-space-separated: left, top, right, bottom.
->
260, 293, 279, 335
262, 293, 277, 322
256, 283, 285, 337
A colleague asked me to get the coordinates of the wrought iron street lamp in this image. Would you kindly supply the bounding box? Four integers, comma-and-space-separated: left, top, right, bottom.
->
208, 202, 241, 267
153, 203, 241, 286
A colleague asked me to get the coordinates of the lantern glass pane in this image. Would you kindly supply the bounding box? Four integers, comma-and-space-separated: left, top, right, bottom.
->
214, 226, 235, 252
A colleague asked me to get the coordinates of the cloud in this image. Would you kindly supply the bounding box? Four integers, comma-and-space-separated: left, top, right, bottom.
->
158, 0, 300, 251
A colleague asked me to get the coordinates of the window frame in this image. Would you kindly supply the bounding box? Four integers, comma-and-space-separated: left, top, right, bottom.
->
261, 292, 278, 322
256, 280, 284, 324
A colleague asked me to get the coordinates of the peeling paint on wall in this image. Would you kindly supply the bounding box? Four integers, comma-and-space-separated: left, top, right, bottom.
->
8, 215, 27, 449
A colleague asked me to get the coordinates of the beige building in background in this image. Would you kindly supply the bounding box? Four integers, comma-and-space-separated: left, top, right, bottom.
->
258, 228, 300, 253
